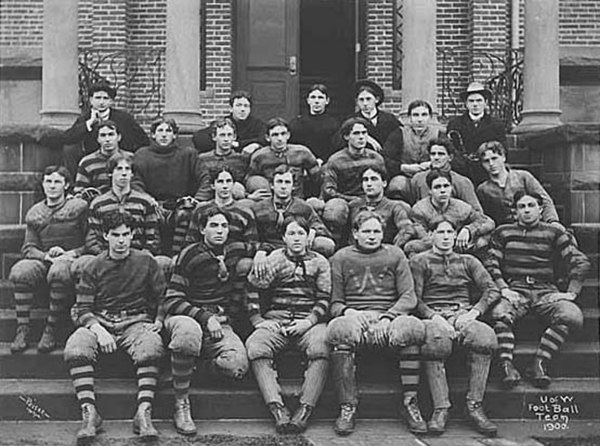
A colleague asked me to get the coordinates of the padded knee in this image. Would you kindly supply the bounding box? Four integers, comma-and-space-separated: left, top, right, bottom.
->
327, 316, 362, 347
236, 257, 254, 277
245, 330, 275, 361
553, 301, 584, 331
388, 315, 426, 348
214, 349, 249, 379
47, 259, 74, 286
166, 316, 203, 357
421, 319, 454, 360
460, 320, 497, 354
9, 259, 46, 290
130, 331, 165, 366
305, 324, 330, 360
70, 255, 95, 282
64, 327, 98, 365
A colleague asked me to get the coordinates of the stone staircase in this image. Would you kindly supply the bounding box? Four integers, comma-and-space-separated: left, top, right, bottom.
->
0, 126, 599, 425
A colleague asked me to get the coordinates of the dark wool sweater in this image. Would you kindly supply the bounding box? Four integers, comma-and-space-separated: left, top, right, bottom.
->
192, 114, 267, 153
289, 112, 340, 161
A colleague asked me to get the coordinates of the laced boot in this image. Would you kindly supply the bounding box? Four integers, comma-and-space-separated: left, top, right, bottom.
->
173, 397, 196, 436
400, 396, 427, 434
133, 402, 158, 441
527, 357, 551, 388
10, 324, 30, 353
334, 403, 357, 436
268, 402, 292, 434
289, 403, 313, 433
500, 359, 521, 388
427, 408, 449, 435
76, 403, 102, 444
37, 325, 57, 353
466, 399, 497, 437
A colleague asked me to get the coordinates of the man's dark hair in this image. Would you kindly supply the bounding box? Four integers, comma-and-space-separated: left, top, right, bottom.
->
107, 151, 133, 175
352, 209, 386, 232
101, 210, 135, 234
407, 99, 433, 116
476, 140, 506, 159
89, 81, 116, 99
150, 117, 179, 135
340, 116, 370, 138
427, 137, 456, 157
211, 117, 237, 138
198, 207, 231, 230
362, 165, 388, 182
306, 83, 329, 98
281, 215, 310, 237
94, 119, 121, 135
229, 90, 252, 107
211, 166, 235, 184
43, 165, 71, 184
266, 117, 290, 135
428, 216, 457, 232
271, 164, 296, 184
426, 169, 453, 189
513, 190, 543, 207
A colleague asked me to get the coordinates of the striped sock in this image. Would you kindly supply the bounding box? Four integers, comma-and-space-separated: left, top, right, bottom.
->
494, 321, 515, 362
171, 209, 193, 255
172, 352, 195, 399
70, 364, 95, 406
14, 291, 33, 326
536, 324, 569, 361
398, 345, 420, 400
136, 364, 159, 405
47, 289, 71, 328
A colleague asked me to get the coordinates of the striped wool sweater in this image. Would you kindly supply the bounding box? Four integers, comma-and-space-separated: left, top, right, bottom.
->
86, 189, 161, 255
330, 244, 417, 319
247, 144, 320, 198
195, 150, 250, 201
321, 148, 386, 201
75, 149, 125, 195
164, 240, 256, 327
252, 197, 331, 253
410, 249, 500, 319
486, 222, 590, 294
22, 196, 88, 261
184, 199, 258, 247
348, 196, 414, 246
73, 249, 165, 328
246, 248, 331, 326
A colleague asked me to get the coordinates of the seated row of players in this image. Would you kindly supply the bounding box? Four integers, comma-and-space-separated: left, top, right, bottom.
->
9, 167, 590, 442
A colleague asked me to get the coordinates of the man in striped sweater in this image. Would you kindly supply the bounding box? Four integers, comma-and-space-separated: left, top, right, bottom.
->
163, 208, 256, 436
320, 117, 386, 245
411, 218, 499, 436
245, 216, 331, 434
64, 211, 165, 442
486, 191, 590, 389
74, 120, 129, 201
327, 210, 427, 436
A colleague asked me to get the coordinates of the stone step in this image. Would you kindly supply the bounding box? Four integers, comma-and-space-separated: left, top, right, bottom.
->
1, 377, 598, 421
1, 341, 598, 381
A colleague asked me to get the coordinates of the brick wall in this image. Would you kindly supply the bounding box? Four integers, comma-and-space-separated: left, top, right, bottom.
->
559, 0, 600, 46
0, 0, 43, 48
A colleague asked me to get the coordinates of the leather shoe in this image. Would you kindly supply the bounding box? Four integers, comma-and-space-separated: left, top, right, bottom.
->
173, 397, 197, 436
76, 403, 102, 444
466, 399, 497, 437
37, 325, 58, 353
268, 402, 292, 434
289, 403, 313, 433
334, 403, 357, 436
10, 325, 29, 353
427, 408, 449, 435
133, 403, 158, 441
401, 396, 427, 434
500, 360, 521, 388
527, 357, 551, 388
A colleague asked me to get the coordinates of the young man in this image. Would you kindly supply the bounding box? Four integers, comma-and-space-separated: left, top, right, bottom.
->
486, 192, 590, 389
195, 118, 252, 201
132, 118, 204, 254
411, 219, 499, 436
9, 166, 88, 353
289, 83, 340, 162
251, 165, 334, 262
163, 209, 255, 436
184, 168, 258, 249
476, 140, 562, 228
410, 138, 482, 212
320, 117, 386, 244
74, 120, 127, 200
327, 210, 427, 436
447, 82, 506, 185
193, 90, 267, 154
63, 211, 165, 442
246, 117, 321, 199
348, 166, 413, 248
245, 216, 331, 434
406, 170, 494, 257
63, 81, 149, 177
383, 100, 443, 200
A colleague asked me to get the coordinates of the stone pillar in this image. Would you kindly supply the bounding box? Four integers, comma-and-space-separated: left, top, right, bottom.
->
39, 0, 80, 129
401, 0, 437, 117
163, 0, 203, 133
513, 0, 562, 134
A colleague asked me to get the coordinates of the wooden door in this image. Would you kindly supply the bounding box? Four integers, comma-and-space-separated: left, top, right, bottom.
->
235, 0, 299, 121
